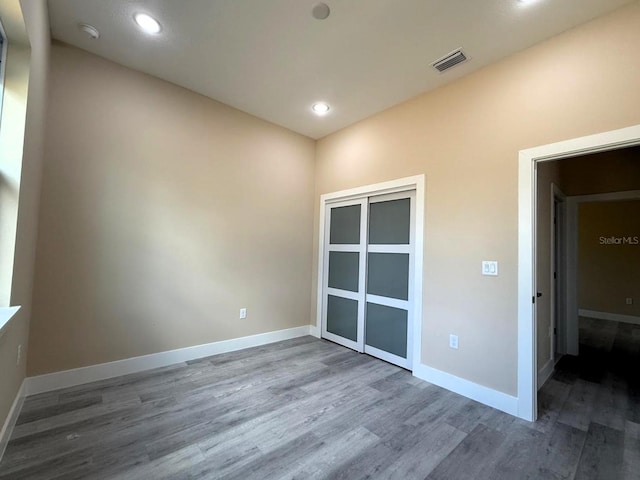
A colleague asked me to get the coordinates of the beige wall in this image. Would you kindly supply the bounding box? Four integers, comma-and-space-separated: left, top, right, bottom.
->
27, 43, 316, 375
0, 0, 49, 434
578, 200, 640, 316
13, 0, 640, 399
314, 2, 640, 396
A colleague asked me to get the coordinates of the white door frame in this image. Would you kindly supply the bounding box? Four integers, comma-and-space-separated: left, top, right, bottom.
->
518, 124, 640, 421
315, 175, 425, 372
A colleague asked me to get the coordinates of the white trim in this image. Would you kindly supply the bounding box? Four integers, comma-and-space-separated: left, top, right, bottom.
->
365, 294, 408, 310
413, 178, 425, 378
321, 175, 425, 204
25, 326, 311, 396
0, 380, 25, 462
309, 325, 320, 338
578, 309, 640, 326
518, 124, 640, 422
413, 364, 518, 417
326, 287, 359, 301
537, 359, 554, 391
327, 245, 361, 252
367, 244, 411, 254
518, 151, 537, 421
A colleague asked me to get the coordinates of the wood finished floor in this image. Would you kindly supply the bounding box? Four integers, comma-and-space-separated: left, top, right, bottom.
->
1, 318, 638, 479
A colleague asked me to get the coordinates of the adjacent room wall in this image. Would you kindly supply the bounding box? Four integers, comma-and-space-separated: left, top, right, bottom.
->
27, 43, 316, 376
314, 2, 640, 396
558, 146, 640, 196
578, 200, 640, 317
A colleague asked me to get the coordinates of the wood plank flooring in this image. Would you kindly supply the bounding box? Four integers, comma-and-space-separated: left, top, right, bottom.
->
1, 318, 638, 479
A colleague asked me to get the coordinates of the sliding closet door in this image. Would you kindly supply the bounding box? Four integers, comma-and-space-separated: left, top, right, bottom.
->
321, 190, 415, 369
321, 199, 367, 352
364, 192, 414, 369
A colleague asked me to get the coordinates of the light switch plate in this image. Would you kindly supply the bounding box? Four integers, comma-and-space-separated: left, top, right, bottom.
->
482, 261, 498, 276
449, 334, 459, 349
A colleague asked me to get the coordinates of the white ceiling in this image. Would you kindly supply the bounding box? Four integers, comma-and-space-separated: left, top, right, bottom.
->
47, 0, 633, 139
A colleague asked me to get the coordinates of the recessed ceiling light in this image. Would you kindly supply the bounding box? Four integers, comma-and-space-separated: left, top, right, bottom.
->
312, 102, 330, 115
134, 13, 161, 34
517, 0, 541, 5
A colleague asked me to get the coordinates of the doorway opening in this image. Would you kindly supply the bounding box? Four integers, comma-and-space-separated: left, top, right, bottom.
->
518, 125, 640, 421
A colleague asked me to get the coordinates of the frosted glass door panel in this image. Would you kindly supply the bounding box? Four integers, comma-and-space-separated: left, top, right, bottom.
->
327, 295, 358, 342
330, 205, 361, 244
369, 198, 410, 245
367, 253, 409, 300
328, 252, 359, 292
365, 303, 408, 358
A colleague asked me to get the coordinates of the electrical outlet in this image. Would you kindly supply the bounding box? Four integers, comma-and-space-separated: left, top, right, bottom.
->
449, 334, 459, 349
17, 344, 22, 366
239, 308, 247, 319
626, 298, 633, 305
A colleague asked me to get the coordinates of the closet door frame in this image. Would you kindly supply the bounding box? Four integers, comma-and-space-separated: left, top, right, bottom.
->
315, 175, 425, 372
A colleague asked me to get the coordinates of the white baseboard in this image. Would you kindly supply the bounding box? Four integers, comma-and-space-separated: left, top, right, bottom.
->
0, 380, 25, 462
413, 363, 519, 418
25, 325, 312, 396
537, 359, 554, 391
579, 309, 640, 326
309, 325, 320, 338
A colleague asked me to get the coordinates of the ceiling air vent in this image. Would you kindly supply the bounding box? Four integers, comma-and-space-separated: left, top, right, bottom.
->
432, 48, 468, 73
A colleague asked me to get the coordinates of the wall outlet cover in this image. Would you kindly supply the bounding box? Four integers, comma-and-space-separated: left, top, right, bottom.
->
482, 261, 498, 276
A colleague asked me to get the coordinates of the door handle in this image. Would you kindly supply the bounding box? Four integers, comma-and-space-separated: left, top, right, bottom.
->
537, 292, 543, 298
